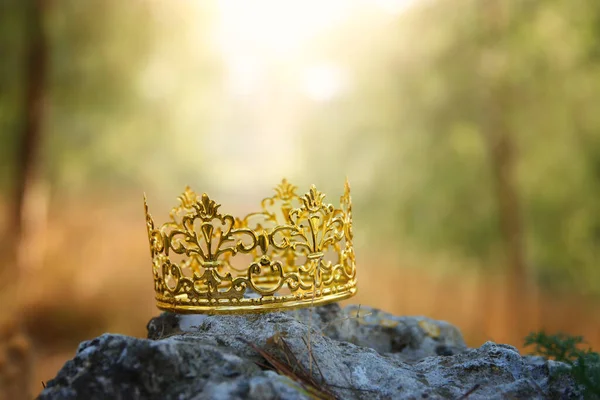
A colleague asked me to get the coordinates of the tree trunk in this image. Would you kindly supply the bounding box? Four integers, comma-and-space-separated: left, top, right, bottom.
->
485, 106, 528, 340
11, 0, 47, 246
479, 0, 529, 343
1, 0, 48, 398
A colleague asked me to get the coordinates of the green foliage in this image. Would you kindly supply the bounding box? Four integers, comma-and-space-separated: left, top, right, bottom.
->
524, 332, 587, 362
524, 331, 600, 398
0, 1, 221, 196
302, 0, 600, 293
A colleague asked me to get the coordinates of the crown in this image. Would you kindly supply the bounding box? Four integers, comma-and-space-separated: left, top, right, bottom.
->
143, 179, 356, 314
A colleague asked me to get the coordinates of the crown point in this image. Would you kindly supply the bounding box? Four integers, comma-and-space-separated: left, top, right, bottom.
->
143, 193, 150, 213
274, 178, 297, 200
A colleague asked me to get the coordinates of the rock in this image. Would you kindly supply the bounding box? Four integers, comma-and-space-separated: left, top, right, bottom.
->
39, 304, 582, 399
292, 304, 468, 361
151, 304, 467, 363
37, 334, 310, 400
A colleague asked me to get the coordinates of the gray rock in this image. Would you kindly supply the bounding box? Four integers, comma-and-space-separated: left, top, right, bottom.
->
290, 304, 468, 361
38, 333, 310, 400
39, 304, 582, 399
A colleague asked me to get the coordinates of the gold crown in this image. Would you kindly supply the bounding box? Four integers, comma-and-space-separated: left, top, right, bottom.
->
143, 179, 356, 314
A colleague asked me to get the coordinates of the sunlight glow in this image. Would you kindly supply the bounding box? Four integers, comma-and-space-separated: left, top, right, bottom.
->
213, 0, 417, 97
215, 0, 351, 58
202, 0, 418, 189
302, 63, 347, 102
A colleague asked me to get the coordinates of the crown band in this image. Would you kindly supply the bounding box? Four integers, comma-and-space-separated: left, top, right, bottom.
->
144, 179, 357, 314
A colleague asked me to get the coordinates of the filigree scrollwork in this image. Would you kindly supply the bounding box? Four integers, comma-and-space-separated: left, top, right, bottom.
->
144, 179, 357, 313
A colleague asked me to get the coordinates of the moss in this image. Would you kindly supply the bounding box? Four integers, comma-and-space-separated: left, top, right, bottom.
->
524, 331, 600, 398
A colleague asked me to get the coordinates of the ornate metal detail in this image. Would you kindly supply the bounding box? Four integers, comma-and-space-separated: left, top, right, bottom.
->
144, 179, 357, 314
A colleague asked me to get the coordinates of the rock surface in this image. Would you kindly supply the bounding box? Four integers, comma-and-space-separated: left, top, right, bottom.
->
39, 304, 581, 399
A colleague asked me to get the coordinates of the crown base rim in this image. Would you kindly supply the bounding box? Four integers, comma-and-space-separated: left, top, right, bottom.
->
155, 287, 357, 315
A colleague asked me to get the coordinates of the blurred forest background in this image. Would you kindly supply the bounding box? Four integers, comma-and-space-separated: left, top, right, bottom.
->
1, 0, 600, 397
